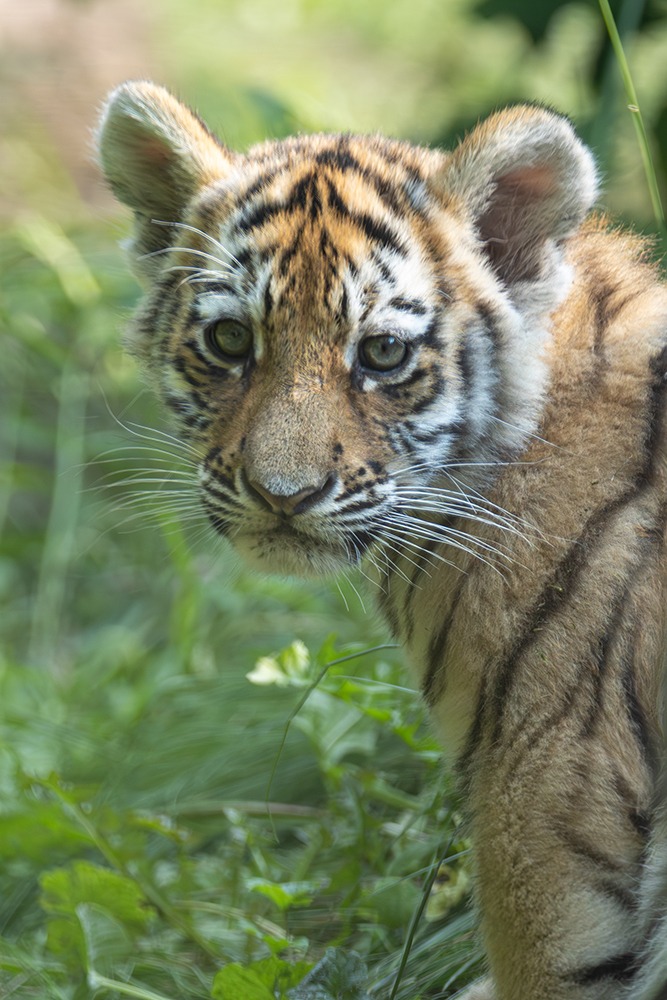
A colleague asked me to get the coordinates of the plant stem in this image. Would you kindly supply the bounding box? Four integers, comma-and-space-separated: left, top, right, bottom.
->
388, 834, 455, 1000
598, 0, 666, 237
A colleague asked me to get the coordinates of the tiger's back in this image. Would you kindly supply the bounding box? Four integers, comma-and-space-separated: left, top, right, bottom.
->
97, 82, 667, 999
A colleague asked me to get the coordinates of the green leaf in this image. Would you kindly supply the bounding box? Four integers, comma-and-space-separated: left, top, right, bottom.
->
211, 957, 314, 1000
40, 860, 152, 966
210, 963, 275, 1000
286, 949, 370, 1000
247, 878, 325, 911
77, 903, 135, 976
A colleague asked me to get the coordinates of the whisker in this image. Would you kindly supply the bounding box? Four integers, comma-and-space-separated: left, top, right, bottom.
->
371, 533, 426, 585
379, 525, 462, 575
158, 219, 245, 269
488, 413, 559, 449
335, 579, 350, 614
395, 499, 531, 543
381, 516, 509, 576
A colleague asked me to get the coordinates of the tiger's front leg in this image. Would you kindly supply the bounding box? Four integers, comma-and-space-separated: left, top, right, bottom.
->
466, 726, 648, 1000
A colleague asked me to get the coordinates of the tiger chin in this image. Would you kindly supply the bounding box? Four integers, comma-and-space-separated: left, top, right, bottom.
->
97, 81, 667, 1000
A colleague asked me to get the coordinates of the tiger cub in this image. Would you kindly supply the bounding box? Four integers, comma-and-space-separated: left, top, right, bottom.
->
97, 81, 667, 999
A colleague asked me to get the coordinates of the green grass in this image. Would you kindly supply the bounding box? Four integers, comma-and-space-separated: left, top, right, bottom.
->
2, 0, 666, 997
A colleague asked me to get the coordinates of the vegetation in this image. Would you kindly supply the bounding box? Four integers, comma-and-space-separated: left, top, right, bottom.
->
1, 0, 665, 997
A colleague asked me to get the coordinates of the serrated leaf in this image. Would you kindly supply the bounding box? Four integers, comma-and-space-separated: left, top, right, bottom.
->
41, 860, 151, 926
286, 949, 370, 1000
210, 963, 275, 1000
211, 957, 314, 1000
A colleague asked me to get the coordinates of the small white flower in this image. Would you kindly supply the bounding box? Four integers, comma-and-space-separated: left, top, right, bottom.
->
246, 656, 288, 686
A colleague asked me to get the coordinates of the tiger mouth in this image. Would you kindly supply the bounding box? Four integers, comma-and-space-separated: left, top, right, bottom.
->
202, 492, 377, 575
233, 525, 357, 576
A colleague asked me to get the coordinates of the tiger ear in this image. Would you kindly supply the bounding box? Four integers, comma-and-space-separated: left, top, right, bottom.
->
436, 105, 598, 287
97, 81, 235, 278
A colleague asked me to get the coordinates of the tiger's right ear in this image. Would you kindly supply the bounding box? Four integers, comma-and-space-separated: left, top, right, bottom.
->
96, 81, 235, 279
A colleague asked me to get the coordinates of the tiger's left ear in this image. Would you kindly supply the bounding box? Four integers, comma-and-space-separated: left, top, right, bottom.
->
97, 81, 236, 280
435, 105, 598, 287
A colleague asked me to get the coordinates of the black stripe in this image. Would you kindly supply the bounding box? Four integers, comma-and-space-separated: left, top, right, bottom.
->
422, 576, 467, 705
456, 334, 475, 391
357, 212, 407, 256
389, 296, 428, 314
408, 420, 459, 446
182, 337, 212, 368
501, 663, 590, 779
190, 279, 237, 296
240, 170, 278, 204
277, 233, 301, 277
314, 144, 418, 217
238, 172, 315, 232
238, 198, 283, 233
338, 284, 350, 325
454, 308, 501, 450
639, 344, 667, 488
164, 395, 190, 416
487, 495, 661, 749
457, 679, 487, 786
382, 367, 429, 395
324, 179, 407, 256
172, 356, 220, 393
622, 648, 658, 774
371, 249, 395, 284
201, 499, 231, 537
403, 374, 446, 416
339, 498, 378, 516
204, 476, 237, 498
391, 424, 418, 455
314, 145, 363, 172
618, 507, 667, 771
403, 536, 441, 642
559, 827, 625, 872
165, 382, 211, 415
581, 587, 631, 738
263, 277, 274, 317
614, 771, 653, 840
232, 247, 251, 271
595, 877, 639, 911
376, 581, 400, 637
569, 951, 637, 985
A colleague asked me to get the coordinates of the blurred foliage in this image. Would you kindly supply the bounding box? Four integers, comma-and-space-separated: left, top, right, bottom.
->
2, 0, 667, 997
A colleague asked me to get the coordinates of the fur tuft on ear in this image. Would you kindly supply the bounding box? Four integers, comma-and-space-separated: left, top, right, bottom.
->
96, 81, 235, 273
435, 105, 598, 287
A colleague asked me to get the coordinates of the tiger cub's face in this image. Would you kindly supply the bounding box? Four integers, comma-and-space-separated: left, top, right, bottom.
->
98, 83, 597, 576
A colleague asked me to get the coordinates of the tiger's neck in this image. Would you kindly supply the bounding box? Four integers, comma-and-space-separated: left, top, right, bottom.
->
376, 233, 667, 764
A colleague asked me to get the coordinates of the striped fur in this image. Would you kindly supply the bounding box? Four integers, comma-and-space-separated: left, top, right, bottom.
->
98, 82, 667, 999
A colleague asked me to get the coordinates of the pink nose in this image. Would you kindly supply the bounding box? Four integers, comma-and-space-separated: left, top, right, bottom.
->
243, 472, 337, 516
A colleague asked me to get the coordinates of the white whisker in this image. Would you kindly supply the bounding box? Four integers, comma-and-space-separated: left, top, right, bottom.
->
158, 219, 245, 269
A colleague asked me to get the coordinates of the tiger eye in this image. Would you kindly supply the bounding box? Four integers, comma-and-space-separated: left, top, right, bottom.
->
205, 319, 253, 361
359, 334, 408, 372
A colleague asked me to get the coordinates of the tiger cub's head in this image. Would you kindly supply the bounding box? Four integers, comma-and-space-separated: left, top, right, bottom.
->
97, 82, 597, 576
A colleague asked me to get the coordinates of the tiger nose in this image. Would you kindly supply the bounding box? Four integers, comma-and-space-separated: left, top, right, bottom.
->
242, 471, 337, 516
